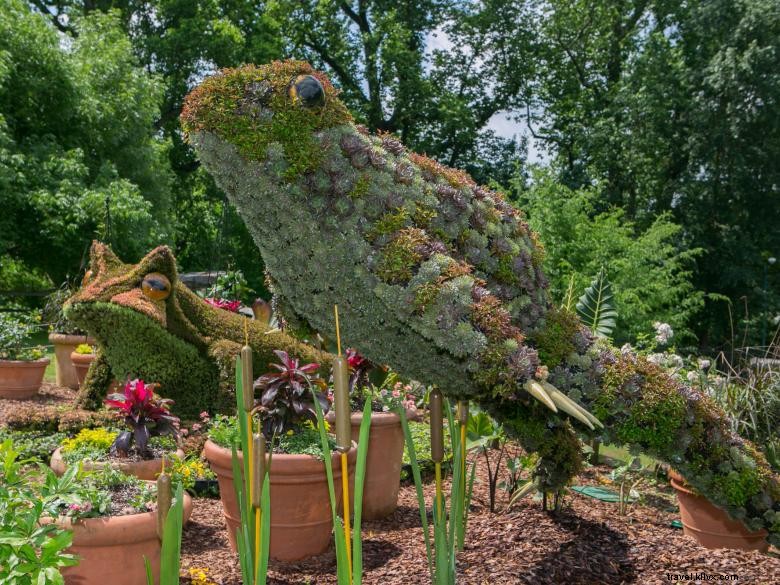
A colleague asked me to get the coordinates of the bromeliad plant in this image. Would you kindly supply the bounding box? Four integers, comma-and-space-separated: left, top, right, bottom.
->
253, 350, 329, 439
104, 379, 180, 457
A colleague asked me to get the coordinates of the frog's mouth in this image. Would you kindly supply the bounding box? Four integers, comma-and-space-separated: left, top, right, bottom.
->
64, 300, 172, 350
66, 288, 167, 327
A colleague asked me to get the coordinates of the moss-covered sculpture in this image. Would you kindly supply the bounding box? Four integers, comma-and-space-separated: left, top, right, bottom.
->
181, 60, 780, 544
64, 242, 330, 418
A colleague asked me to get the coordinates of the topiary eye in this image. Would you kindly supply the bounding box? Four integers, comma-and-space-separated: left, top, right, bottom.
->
141, 273, 171, 301
289, 75, 325, 108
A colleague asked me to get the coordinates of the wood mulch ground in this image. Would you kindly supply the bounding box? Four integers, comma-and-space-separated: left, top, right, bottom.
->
0, 382, 77, 424
181, 460, 780, 585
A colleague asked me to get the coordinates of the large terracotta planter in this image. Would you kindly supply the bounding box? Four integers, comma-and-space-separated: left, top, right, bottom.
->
50, 447, 186, 481
70, 351, 95, 387
49, 333, 94, 389
669, 469, 769, 552
57, 490, 193, 585
204, 438, 356, 561
328, 409, 416, 520
0, 358, 50, 399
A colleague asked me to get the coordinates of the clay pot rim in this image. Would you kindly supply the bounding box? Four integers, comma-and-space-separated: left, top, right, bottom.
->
0, 358, 51, 367
204, 438, 356, 470
46, 487, 192, 546
47, 333, 95, 344
325, 407, 419, 426
668, 469, 698, 496
70, 351, 96, 361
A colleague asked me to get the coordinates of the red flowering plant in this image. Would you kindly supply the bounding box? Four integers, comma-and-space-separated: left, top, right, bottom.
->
203, 297, 241, 313
104, 379, 180, 457
253, 350, 329, 439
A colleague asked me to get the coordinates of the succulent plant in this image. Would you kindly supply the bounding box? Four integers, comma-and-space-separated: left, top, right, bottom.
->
183, 60, 780, 544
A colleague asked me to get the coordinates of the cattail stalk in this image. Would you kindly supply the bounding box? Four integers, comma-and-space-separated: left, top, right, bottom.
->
156, 472, 172, 540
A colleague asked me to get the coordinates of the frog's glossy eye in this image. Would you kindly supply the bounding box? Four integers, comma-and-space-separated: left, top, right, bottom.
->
82, 270, 93, 287
289, 75, 325, 108
141, 273, 171, 301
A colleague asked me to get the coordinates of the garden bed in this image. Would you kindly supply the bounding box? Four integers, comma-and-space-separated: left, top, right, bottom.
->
3, 382, 778, 583
179, 457, 780, 584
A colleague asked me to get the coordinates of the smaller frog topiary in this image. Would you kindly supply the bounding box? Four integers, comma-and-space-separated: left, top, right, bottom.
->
65, 242, 331, 418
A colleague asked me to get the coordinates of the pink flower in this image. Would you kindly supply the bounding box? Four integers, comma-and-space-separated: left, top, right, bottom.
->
191, 423, 202, 432
204, 297, 241, 313
346, 348, 367, 369
392, 389, 401, 398
199, 411, 210, 421
180, 428, 189, 437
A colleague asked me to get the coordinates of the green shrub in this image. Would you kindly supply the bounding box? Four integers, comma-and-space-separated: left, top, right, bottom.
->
514, 168, 704, 343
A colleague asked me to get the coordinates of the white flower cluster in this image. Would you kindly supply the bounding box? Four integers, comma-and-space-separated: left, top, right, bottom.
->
653, 321, 673, 345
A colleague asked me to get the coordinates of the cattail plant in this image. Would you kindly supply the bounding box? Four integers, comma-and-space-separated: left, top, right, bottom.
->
309, 305, 372, 585
145, 473, 184, 585
231, 351, 272, 585
398, 391, 476, 584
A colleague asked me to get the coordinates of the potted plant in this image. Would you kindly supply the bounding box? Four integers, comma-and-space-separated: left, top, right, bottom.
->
50, 379, 185, 480
0, 311, 50, 399
326, 350, 418, 520
203, 350, 356, 561
668, 469, 769, 552
44, 283, 95, 389
47, 466, 192, 585
71, 343, 96, 387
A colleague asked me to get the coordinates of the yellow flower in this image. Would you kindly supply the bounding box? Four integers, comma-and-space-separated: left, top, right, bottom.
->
187, 567, 215, 585
61, 428, 118, 453
286, 429, 294, 436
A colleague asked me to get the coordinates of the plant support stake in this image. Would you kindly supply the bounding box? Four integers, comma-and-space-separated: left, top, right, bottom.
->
334, 305, 353, 584
457, 400, 468, 550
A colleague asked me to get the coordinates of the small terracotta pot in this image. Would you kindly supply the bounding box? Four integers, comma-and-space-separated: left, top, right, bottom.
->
49, 333, 95, 389
50, 447, 186, 481
57, 489, 193, 585
70, 351, 95, 387
204, 438, 356, 561
668, 469, 769, 552
327, 408, 416, 520
0, 358, 50, 399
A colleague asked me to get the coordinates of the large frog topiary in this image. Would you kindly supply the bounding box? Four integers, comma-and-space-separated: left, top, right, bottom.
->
181, 60, 780, 544
64, 242, 330, 418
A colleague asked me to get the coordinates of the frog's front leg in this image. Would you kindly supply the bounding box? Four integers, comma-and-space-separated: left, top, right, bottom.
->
208, 339, 247, 413
75, 348, 114, 410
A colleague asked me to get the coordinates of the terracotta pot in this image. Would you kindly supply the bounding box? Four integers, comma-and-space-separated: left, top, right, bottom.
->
327, 408, 416, 520
668, 469, 769, 552
0, 358, 50, 399
70, 351, 95, 387
49, 333, 95, 389
204, 438, 356, 561
50, 447, 186, 481
57, 489, 193, 585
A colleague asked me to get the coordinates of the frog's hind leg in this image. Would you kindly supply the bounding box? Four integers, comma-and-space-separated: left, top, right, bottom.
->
485, 398, 584, 511
75, 348, 114, 410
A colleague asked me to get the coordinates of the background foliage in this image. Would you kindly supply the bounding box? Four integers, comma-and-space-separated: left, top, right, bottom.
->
2, 0, 778, 350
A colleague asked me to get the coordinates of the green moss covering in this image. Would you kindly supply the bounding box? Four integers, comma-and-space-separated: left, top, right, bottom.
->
180, 60, 352, 181
65, 242, 331, 418
532, 307, 580, 368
